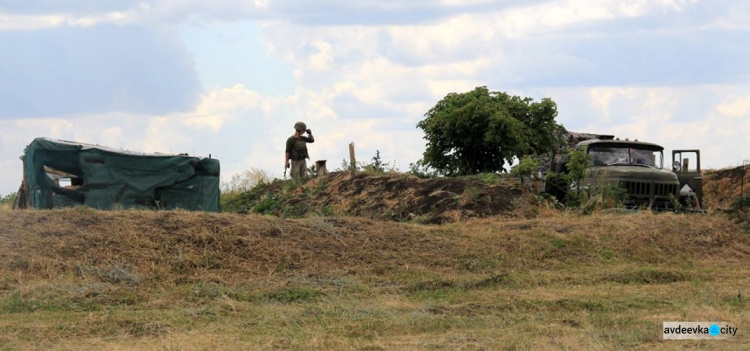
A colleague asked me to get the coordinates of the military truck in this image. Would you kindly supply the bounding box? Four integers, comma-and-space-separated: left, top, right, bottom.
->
545, 135, 703, 209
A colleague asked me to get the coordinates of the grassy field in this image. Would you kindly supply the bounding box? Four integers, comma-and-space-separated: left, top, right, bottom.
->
0, 208, 747, 350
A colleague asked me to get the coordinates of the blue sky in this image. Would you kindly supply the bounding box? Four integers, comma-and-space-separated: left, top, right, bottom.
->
0, 0, 749, 195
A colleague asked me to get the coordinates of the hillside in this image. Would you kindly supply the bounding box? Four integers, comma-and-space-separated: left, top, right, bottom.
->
704, 164, 750, 210
1, 208, 749, 349
222, 172, 523, 223
221, 163, 750, 222
1, 166, 749, 349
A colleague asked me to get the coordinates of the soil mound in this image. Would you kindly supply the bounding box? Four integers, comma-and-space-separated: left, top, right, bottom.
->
703, 164, 750, 210
223, 172, 522, 223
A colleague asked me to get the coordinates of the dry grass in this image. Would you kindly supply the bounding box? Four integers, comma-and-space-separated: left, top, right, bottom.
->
704, 166, 750, 210
0, 208, 748, 350
222, 172, 521, 223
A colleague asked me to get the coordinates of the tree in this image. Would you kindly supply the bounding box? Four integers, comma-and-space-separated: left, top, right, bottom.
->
417, 86, 564, 176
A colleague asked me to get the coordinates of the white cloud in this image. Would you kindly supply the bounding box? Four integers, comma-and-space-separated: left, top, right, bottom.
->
716, 95, 750, 118
387, 14, 494, 61
589, 88, 615, 119
307, 40, 334, 71
0, 14, 65, 30
564, 84, 750, 169
495, 0, 615, 38
440, 0, 495, 5
0, 0, 704, 31
182, 84, 265, 131
618, 0, 699, 17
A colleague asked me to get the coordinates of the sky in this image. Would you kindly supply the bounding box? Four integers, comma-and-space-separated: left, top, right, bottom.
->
1, 0, 749, 195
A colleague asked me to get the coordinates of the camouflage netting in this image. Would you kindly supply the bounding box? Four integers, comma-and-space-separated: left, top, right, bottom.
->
15, 137, 220, 211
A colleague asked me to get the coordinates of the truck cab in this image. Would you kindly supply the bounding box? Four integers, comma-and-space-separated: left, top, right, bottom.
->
546, 136, 699, 209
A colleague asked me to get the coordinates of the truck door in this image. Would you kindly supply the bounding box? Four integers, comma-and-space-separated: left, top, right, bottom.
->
672, 149, 703, 208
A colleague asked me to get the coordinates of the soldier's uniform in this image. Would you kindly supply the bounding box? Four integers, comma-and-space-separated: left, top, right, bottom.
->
285, 122, 314, 179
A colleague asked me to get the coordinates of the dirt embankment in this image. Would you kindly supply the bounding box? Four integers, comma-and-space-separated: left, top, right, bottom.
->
703, 164, 750, 210
223, 172, 523, 223
224, 161, 750, 223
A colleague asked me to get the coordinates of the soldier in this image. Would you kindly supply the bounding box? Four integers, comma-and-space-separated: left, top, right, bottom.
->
285, 121, 315, 179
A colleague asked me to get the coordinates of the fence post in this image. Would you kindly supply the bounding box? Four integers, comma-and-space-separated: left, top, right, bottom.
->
743, 160, 749, 209
316, 160, 327, 177
349, 142, 356, 175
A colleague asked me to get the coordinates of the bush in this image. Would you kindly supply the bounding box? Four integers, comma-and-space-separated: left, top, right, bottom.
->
408, 160, 441, 179
220, 168, 274, 212
361, 150, 396, 175
0, 192, 16, 211
728, 194, 750, 232
221, 168, 271, 193
337, 150, 398, 175
221, 181, 281, 213
544, 149, 626, 213
511, 156, 541, 190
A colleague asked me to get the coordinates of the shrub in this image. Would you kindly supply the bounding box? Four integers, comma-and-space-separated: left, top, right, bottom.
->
728, 194, 750, 232
0, 192, 16, 211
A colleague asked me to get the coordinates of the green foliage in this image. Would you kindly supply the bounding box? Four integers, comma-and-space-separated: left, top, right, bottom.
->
564, 148, 591, 206
471, 172, 507, 186
0, 192, 16, 210
361, 150, 396, 175
417, 86, 564, 176
544, 149, 626, 212
566, 149, 590, 190
253, 194, 288, 215
221, 181, 281, 213
338, 158, 356, 173
219, 191, 243, 212
220, 168, 270, 193
511, 156, 541, 189
337, 150, 397, 175
586, 181, 628, 211
408, 160, 441, 179
728, 194, 750, 232
0, 192, 15, 204
222, 177, 316, 217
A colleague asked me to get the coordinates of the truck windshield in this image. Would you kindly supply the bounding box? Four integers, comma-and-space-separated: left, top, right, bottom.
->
588, 145, 663, 169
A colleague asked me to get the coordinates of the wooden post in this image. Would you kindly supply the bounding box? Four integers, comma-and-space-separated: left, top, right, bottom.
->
742, 160, 749, 210
316, 160, 327, 176
349, 142, 356, 175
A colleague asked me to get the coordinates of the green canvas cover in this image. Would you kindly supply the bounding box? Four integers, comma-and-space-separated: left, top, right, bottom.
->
20, 137, 220, 211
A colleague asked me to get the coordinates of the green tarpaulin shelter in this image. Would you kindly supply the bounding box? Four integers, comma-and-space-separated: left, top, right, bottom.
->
15, 137, 220, 211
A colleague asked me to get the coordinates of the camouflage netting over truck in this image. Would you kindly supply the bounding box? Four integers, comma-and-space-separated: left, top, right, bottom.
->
14, 137, 220, 211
